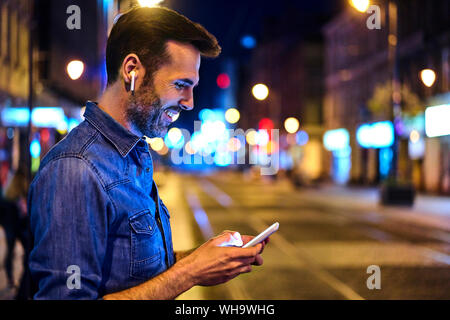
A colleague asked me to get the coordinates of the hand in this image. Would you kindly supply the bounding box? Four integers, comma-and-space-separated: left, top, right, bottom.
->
180, 231, 266, 287
241, 234, 270, 266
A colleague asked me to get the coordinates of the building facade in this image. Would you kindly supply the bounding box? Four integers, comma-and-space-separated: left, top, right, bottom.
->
0, 0, 120, 188
323, 0, 450, 194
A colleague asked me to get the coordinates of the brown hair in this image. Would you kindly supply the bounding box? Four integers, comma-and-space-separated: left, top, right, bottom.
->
106, 6, 221, 85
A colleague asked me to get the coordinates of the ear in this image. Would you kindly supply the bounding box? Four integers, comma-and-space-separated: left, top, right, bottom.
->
121, 53, 145, 89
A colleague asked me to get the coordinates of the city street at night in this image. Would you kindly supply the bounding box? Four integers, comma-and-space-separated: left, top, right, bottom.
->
159, 171, 450, 300
0, 0, 449, 304
1, 169, 449, 300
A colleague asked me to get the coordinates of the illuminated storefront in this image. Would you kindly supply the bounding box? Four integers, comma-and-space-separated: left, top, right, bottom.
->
423, 103, 450, 194
323, 128, 351, 185
356, 121, 394, 181
0, 106, 83, 183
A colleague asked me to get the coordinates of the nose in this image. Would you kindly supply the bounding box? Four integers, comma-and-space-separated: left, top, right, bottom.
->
179, 91, 194, 111
179, 100, 193, 111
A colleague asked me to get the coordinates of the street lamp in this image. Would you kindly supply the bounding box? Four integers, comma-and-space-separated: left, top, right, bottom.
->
252, 83, 269, 101
66, 60, 84, 80
349, 0, 370, 13
420, 68, 436, 87
284, 117, 300, 133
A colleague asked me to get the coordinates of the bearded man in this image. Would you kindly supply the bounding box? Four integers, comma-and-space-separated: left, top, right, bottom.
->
28, 7, 266, 300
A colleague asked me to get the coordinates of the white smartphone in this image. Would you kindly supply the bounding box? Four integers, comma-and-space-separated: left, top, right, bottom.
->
242, 222, 279, 248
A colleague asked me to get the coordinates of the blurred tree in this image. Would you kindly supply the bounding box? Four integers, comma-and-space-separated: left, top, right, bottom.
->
367, 82, 423, 117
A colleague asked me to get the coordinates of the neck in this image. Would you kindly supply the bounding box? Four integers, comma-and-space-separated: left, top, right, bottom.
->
98, 82, 130, 131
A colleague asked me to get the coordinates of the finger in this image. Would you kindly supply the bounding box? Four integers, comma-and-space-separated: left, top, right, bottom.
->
255, 242, 264, 254
211, 231, 236, 246
218, 230, 239, 239
235, 256, 257, 266
230, 232, 243, 246
224, 264, 253, 283
259, 240, 266, 253
258, 237, 270, 253
241, 235, 254, 245
252, 254, 263, 266
230, 243, 263, 259
241, 235, 268, 253
235, 264, 252, 275
221, 230, 237, 235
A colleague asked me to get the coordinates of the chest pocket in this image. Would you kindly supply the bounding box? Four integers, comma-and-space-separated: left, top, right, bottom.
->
129, 209, 163, 280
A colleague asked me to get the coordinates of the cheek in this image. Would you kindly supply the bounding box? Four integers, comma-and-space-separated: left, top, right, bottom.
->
157, 87, 181, 105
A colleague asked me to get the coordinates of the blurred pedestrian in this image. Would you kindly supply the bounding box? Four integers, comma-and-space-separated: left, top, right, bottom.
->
1, 167, 30, 293
0, 185, 17, 289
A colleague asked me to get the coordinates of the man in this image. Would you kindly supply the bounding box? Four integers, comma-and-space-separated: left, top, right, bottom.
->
28, 7, 267, 299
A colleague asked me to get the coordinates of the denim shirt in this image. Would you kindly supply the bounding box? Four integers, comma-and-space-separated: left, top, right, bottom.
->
28, 101, 175, 299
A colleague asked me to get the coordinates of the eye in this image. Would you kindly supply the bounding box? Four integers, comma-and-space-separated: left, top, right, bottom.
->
174, 82, 187, 90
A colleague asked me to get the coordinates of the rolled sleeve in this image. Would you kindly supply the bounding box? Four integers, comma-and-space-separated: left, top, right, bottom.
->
28, 157, 111, 299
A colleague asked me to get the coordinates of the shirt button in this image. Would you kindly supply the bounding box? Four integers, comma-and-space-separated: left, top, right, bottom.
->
148, 225, 152, 231
146, 167, 150, 173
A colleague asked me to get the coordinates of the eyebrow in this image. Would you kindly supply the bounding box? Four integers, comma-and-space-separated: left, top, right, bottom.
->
176, 78, 199, 87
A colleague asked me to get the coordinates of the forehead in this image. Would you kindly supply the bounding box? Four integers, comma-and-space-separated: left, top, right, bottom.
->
156, 40, 201, 81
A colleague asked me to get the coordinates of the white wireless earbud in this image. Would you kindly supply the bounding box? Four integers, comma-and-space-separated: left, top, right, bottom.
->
130, 70, 136, 95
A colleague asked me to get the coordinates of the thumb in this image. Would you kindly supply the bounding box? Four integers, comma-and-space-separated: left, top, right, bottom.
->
212, 231, 243, 247
230, 232, 243, 247
210, 232, 234, 246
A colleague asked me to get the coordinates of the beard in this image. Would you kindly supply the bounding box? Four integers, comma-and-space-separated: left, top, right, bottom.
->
125, 82, 170, 138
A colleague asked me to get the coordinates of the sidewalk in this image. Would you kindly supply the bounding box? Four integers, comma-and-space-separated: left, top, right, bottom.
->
298, 183, 450, 232
155, 171, 206, 300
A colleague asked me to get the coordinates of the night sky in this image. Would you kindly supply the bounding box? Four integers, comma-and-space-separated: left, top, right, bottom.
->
165, 0, 342, 130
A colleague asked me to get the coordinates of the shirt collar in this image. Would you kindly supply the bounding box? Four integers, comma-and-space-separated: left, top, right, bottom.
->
83, 101, 146, 157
